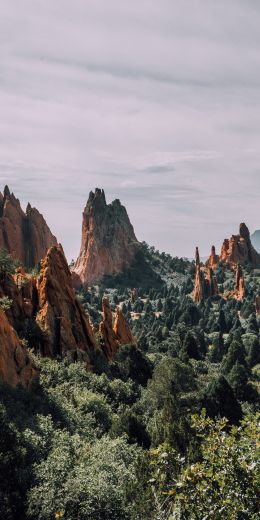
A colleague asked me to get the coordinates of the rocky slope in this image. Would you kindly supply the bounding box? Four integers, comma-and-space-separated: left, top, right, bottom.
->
73, 188, 139, 286
0, 308, 38, 388
193, 247, 218, 303
99, 297, 136, 359
36, 245, 97, 359
0, 186, 57, 268
220, 223, 260, 268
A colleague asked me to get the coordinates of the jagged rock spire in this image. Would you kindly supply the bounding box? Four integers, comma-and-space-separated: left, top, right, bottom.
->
72, 188, 139, 286
195, 247, 200, 266
3, 185, 11, 198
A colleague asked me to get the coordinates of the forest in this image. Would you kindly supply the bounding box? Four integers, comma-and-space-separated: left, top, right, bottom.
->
0, 244, 259, 520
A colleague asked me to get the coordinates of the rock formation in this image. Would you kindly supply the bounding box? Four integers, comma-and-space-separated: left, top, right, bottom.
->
0, 268, 38, 328
220, 223, 260, 268
113, 307, 136, 346
234, 264, 246, 300
226, 264, 246, 301
99, 297, 119, 359
205, 246, 220, 270
72, 188, 139, 286
0, 308, 38, 388
193, 248, 218, 304
36, 245, 97, 359
0, 186, 57, 268
99, 297, 136, 359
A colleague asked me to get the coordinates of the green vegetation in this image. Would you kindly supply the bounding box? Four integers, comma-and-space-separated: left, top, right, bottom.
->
0, 248, 259, 519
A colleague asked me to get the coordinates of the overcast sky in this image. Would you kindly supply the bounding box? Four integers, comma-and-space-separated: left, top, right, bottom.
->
1, 0, 260, 260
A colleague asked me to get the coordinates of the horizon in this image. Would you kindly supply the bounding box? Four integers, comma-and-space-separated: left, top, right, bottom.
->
1, 183, 259, 261
1, 1, 260, 259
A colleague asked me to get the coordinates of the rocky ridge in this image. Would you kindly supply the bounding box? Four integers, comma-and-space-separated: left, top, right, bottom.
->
73, 188, 139, 286
0, 185, 57, 268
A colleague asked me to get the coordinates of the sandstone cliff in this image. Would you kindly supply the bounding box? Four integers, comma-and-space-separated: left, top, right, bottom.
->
36, 245, 97, 359
99, 297, 119, 359
193, 248, 218, 303
220, 223, 260, 268
205, 246, 220, 270
0, 186, 57, 268
99, 297, 136, 359
73, 188, 139, 286
0, 308, 37, 388
113, 307, 136, 346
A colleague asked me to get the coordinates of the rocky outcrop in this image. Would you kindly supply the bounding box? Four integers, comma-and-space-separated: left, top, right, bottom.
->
234, 264, 246, 300
226, 264, 246, 301
193, 248, 218, 304
205, 246, 220, 270
0, 308, 38, 388
0, 186, 57, 268
99, 297, 136, 359
72, 188, 139, 286
36, 245, 97, 359
99, 297, 119, 359
220, 223, 260, 268
0, 268, 38, 328
113, 307, 136, 346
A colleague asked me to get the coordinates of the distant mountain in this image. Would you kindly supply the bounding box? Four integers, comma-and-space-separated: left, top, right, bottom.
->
251, 230, 260, 253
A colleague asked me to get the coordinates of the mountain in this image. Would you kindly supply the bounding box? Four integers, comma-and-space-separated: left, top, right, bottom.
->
0, 185, 57, 268
251, 229, 260, 253
205, 223, 260, 268
72, 188, 139, 286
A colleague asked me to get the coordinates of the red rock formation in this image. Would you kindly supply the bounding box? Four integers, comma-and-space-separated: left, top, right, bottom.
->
234, 264, 245, 300
0, 268, 38, 328
227, 264, 246, 301
36, 245, 97, 359
0, 186, 57, 268
99, 297, 136, 359
72, 188, 139, 286
206, 246, 220, 270
113, 307, 136, 346
220, 223, 260, 268
99, 297, 119, 359
0, 308, 38, 387
193, 248, 218, 303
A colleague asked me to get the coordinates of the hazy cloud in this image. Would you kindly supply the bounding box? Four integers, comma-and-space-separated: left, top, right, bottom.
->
0, 0, 260, 259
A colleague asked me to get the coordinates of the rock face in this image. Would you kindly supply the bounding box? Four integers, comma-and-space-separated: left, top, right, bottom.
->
0, 268, 38, 328
233, 264, 246, 300
99, 297, 136, 359
205, 246, 220, 270
0, 308, 37, 388
99, 297, 119, 359
226, 264, 246, 301
73, 188, 139, 286
36, 245, 97, 359
193, 248, 218, 304
113, 307, 136, 346
0, 186, 57, 268
220, 223, 260, 268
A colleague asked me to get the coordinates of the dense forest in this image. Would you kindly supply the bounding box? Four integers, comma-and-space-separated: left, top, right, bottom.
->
0, 243, 259, 520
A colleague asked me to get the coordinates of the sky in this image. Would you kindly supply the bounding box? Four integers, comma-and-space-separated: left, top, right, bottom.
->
0, 0, 260, 261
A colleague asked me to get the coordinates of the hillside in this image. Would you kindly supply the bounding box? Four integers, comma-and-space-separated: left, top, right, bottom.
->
0, 189, 259, 520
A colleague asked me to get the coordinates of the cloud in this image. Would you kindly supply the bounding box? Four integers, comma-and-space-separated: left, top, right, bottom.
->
0, 0, 260, 259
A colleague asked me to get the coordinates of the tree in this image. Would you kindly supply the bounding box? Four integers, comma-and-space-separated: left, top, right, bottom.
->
0, 249, 19, 277
221, 339, 247, 375
200, 376, 242, 424
164, 413, 260, 520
